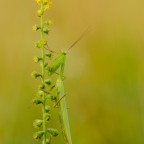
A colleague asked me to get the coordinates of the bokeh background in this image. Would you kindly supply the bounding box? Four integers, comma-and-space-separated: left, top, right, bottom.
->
1, 0, 144, 144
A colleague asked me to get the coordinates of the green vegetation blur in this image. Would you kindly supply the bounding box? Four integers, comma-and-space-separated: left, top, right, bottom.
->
0, 0, 144, 144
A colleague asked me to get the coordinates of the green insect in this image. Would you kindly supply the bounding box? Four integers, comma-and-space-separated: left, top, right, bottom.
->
46, 30, 88, 144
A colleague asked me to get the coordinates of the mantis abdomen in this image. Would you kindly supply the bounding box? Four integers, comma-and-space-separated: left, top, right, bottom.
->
56, 77, 72, 144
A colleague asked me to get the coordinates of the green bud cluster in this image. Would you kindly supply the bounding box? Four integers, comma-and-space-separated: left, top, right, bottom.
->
45, 53, 52, 58
31, 72, 42, 78
32, 0, 59, 144
35, 40, 47, 48
33, 119, 43, 129
33, 56, 42, 63
32, 25, 41, 31
33, 98, 43, 105
47, 128, 59, 137
33, 131, 44, 139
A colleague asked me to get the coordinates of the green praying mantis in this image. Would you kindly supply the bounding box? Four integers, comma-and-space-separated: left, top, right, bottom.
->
42, 30, 88, 144
32, 1, 90, 143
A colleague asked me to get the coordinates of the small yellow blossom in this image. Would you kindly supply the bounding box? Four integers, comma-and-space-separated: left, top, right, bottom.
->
33, 56, 42, 63
37, 9, 43, 17
35, 0, 41, 4
32, 25, 41, 31
44, 4, 50, 11
32, 25, 37, 31
43, 0, 52, 11
43, 0, 48, 4
48, 20, 53, 25
33, 56, 39, 63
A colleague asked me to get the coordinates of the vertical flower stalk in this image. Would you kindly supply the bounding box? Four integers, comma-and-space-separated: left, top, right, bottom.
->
32, 0, 58, 144
32, 0, 73, 144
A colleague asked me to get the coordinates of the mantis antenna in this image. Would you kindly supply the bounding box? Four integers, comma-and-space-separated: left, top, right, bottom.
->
67, 28, 90, 51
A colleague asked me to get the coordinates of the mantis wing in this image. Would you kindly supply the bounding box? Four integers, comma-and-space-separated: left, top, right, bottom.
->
56, 77, 72, 144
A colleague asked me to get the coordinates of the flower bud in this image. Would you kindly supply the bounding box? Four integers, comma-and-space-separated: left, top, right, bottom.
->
33, 98, 43, 104
37, 90, 44, 97
33, 131, 44, 139
49, 95, 56, 101
35, 0, 41, 4
35, 41, 41, 48
44, 62, 48, 68
43, 4, 49, 11
33, 119, 43, 129
37, 9, 44, 17
43, 28, 49, 34
33, 56, 42, 63
43, 0, 48, 5
44, 20, 53, 26
45, 53, 52, 58
46, 139, 51, 144
31, 72, 42, 78
39, 83, 45, 90
45, 79, 51, 85
44, 113, 51, 121
42, 139, 51, 144
35, 40, 47, 48
47, 128, 58, 137
45, 106, 50, 113
41, 40, 47, 46
32, 25, 41, 31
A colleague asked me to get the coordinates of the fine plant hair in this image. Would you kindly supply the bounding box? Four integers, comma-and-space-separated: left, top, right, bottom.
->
31, 0, 73, 144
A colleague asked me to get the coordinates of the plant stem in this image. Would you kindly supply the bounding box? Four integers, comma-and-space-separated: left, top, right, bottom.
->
41, 2, 46, 144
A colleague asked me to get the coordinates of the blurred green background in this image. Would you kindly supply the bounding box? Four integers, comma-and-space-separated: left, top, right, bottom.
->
1, 0, 144, 144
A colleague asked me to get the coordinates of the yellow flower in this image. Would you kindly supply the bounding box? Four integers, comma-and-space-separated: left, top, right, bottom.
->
35, 0, 41, 4
44, 4, 50, 10
43, 0, 48, 4
48, 20, 53, 25
32, 25, 41, 31
37, 9, 43, 17
33, 56, 39, 63
33, 56, 42, 63
43, 0, 52, 11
